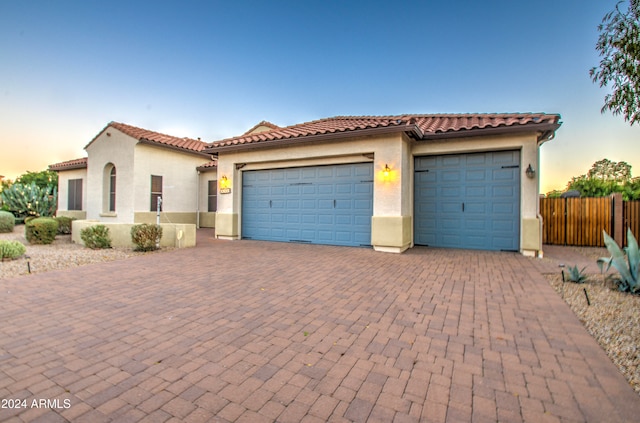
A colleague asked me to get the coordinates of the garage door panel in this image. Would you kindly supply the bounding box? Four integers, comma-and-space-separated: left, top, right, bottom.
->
465, 169, 487, 181
415, 151, 520, 251
242, 163, 372, 246
335, 183, 353, 194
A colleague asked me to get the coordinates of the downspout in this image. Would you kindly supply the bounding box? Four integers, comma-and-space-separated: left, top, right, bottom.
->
536, 132, 555, 258
196, 170, 201, 229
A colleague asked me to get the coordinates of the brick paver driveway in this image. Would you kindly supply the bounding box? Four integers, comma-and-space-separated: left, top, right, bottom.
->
1, 232, 639, 422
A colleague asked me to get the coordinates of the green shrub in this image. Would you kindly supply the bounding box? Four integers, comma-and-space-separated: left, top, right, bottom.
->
80, 225, 112, 249
25, 217, 58, 245
566, 265, 588, 283
131, 223, 163, 251
55, 216, 75, 235
0, 240, 26, 260
24, 216, 36, 224
0, 210, 15, 233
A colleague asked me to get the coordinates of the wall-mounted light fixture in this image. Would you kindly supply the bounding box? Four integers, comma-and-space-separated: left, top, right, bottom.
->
220, 175, 229, 188
383, 164, 391, 179
526, 164, 536, 179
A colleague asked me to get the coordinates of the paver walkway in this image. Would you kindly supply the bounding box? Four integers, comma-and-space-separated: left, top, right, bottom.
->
1, 233, 639, 422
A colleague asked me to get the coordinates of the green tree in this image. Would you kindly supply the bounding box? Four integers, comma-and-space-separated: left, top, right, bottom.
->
586, 158, 632, 181
622, 177, 640, 199
565, 158, 636, 199
15, 170, 58, 190
590, 0, 640, 125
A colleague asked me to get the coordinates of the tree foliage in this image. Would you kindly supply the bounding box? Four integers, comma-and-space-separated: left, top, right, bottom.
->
586, 158, 632, 181
590, 0, 640, 125
561, 158, 640, 200
15, 170, 58, 190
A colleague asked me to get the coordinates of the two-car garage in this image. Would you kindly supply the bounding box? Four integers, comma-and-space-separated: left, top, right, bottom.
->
239, 151, 521, 251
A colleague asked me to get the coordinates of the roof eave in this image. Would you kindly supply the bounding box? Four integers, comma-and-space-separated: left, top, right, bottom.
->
138, 138, 211, 158
204, 124, 421, 154
417, 122, 561, 143
49, 163, 88, 172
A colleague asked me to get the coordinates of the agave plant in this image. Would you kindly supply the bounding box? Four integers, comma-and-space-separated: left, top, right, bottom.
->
597, 228, 640, 293
566, 265, 588, 283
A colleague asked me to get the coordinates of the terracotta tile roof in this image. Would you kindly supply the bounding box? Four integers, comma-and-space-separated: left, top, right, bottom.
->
49, 157, 88, 171
243, 120, 281, 135
87, 121, 209, 154
196, 160, 218, 171
206, 113, 561, 152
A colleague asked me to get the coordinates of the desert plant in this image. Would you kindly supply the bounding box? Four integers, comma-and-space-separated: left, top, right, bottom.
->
131, 223, 163, 251
566, 265, 588, 283
55, 216, 75, 235
598, 228, 640, 293
80, 225, 112, 249
0, 210, 15, 233
25, 217, 59, 245
0, 182, 57, 217
0, 240, 26, 261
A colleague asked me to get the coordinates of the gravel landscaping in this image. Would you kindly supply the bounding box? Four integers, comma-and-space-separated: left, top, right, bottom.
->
2, 225, 639, 396
0, 225, 170, 279
546, 265, 640, 396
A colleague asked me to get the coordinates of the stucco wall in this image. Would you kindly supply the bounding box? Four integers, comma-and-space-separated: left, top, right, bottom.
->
55, 167, 87, 212
85, 128, 137, 222
133, 143, 207, 213
71, 220, 196, 248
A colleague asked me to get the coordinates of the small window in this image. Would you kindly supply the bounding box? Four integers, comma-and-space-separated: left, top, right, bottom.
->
68, 179, 83, 211
151, 175, 163, 211
109, 167, 116, 212
208, 180, 217, 212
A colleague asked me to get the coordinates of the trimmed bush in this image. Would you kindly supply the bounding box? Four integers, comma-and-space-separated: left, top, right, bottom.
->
25, 217, 58, 245
0, 210, 15, 233
131, 223, 163, 251
55, 216, 75, 235
0, 240, 26, 261
80, 225, 112, 249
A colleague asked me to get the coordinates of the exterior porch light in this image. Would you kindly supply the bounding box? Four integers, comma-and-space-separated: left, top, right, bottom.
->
383, 164, 391, 179
526, 164, 535, 179
220, 175, 229, 188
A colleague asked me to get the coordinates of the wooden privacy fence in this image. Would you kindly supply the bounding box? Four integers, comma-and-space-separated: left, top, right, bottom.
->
540, 195, 640, 247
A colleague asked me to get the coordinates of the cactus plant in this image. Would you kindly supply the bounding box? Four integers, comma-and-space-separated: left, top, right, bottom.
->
0, 182, 57, 217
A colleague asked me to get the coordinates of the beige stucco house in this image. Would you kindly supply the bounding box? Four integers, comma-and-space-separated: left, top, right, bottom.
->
50, 122, 218, 228
206, 113, 561, 256
51, 113, 561, 256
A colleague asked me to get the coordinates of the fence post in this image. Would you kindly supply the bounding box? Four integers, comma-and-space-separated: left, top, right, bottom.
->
612, 193, 623, 246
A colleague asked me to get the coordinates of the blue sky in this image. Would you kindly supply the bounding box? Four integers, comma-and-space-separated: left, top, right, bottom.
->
1, 0, 638, 193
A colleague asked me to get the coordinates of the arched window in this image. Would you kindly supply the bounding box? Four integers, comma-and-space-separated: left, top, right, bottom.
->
103, 163, 116, 213
109, 167, 116, 211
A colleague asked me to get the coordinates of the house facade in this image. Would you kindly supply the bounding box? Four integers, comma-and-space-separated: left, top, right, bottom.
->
50, 122, 218, 227
206, 114, 561, 256
51, 113, 561, 256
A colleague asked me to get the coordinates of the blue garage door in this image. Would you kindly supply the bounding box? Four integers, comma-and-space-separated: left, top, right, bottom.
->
242, 163, 373, 247
414, 151, 520, 251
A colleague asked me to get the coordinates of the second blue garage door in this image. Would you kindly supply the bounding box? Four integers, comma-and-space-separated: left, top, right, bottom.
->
242, 163, 373, 247
414, 151, 521, 251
